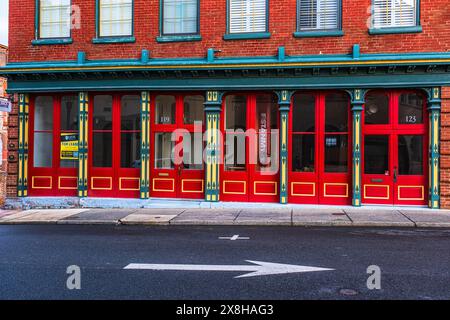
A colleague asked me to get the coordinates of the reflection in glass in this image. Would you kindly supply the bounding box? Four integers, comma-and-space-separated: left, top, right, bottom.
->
182, 133, 203, 170
292, 135, 315, 172
399, 93, 423, 125
93, 132, 112, 167
34, 96, 53, 130
256, 95, 278, 130
121, 95, 141, 130
398, 135, 423, 175
60, 96, 78, 131
325, 93, 348, 132
364, 135, 389, 174
324, 135, 348, 172
225, 133, 246, 171
184, 95, 205, 124
121, 132, 141, 168
33, 132, 53, 168
155, 95, 176, 124
93, 95, 113, 130
225, 95, 246, 130
256, 95, 278, 172
365, 93, 389, 125
155, 133, 174, 169
292, 94, 315, 132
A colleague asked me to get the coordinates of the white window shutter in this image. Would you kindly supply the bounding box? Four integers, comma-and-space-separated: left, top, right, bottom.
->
298, 0, 339, 31
373, 0, 417, 29
99, 0, 133, 37
229, 0, 267, 34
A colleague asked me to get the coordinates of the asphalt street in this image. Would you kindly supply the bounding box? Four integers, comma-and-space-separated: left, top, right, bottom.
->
0, 225, 449, 300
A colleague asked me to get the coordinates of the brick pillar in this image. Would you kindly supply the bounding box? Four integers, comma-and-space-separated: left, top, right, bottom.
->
204, 91, 223, 202
6, 95, 19, 199
140, 92, 150, 199
440, 87, 450, 209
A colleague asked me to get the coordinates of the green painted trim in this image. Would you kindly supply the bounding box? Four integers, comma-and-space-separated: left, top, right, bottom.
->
95, 0, 135, 39
92, 36, 136, 44
369, 26, 423, 35
160, 0, 200, 37
156, 35, 202, 43
223, 32, 271, 40
17, 94, 29, 198
32, 38, 73, 46
293, 30, 344, 38
77, 92, 88, 198
140, 91, 150, 199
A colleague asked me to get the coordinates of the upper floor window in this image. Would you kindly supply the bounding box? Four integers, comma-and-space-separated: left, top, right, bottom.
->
297, 0, 341, 32
372, 0, 418, 29
38, 0, 71, 39
98, 0, 133, 37
228, 0, 268, 34
162, 0, 199, 35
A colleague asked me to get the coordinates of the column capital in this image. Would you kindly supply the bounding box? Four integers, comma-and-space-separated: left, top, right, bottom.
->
204, 91, 225, 112
346, 89, 368, 112
275, 90, 294, 111
423, 87, 442, 111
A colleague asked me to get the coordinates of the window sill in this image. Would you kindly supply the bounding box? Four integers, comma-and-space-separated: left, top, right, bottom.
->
369, 26, 422, 35
293, 30, 344, 38
223, 32, 271, 40
156, 35, 202, 43
32, 38, 73, 46
92, 36, 136, 44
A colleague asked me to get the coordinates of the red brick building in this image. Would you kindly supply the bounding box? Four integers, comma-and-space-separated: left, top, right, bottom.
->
0, 0, 449, 208
0, 44, 8, 205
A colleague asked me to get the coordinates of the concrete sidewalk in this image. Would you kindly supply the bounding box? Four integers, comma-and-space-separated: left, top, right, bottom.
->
1, 206, 450, 228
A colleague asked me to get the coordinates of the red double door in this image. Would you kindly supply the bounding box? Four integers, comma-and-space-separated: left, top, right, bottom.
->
150, 94, 205, 199
288, 92, 352, 205
88, 94, 141, 198
362, 91, 428, 206
220, 93, 280, 203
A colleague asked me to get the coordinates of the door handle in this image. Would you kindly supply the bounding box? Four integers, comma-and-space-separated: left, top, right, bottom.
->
393, 167, 398, 183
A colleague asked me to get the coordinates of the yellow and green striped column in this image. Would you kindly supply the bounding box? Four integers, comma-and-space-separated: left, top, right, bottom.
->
426, 87, 441, 209
18, 94, 29, 197
276, 90, 293, 204
204, 91, 223, 202
347, 89, 366, 207
140, 92, 151, 199
77, 92, 89, 198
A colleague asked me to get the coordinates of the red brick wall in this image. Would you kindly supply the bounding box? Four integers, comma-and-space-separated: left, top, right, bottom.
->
441, 87, 450, 209
8, 0, 450, 63
6, 97, 18, 200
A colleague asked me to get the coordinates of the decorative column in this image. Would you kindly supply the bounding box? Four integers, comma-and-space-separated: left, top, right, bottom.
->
77, 92, 89, 198
17, 94, 29, 197
276, 90, 293, 204
426, 87, 441, 209
140, 92, 151, 199
204, 91, 223, 202
347, 89, 367, 207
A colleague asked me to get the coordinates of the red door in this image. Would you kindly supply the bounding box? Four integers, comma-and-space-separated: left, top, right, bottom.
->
88, 94, 141, 198
29, 94, 78, 196
220, 93, 279, 203
289, 92, 352, 205
362, 91, 428, 206
150, 94, 205, 199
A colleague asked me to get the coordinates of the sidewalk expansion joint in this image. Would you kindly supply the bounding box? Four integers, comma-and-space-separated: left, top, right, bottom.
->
397, 210, 418, 228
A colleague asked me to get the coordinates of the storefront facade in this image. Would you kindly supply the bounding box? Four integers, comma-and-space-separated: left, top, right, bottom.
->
2, 0, 450, 209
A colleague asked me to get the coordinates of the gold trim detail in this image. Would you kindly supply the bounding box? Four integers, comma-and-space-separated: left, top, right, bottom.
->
397, 185, 425, 201
181, 179, 204, 193
91, 177, 113, 190
253, 181, 278, 196
364, 184, 390, 200
290, 182, 316, 197
323, 183, 349, 198
152, 178, 175, 192
119, 177, 141, 191
223, 180, 247, 195
58, 176, 78, 190
31, 176, 52, 189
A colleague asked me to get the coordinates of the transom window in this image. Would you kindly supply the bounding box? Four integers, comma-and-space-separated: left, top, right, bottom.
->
228, 0, 268, 34
298, 0, 341, 31
99, 0, 133, 37
38, 0, 71, 39
162, 0, 199, 35
372, 0, 418, 29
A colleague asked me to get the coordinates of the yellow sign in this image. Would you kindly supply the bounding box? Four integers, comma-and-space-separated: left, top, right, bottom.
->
60, 133, 79, 160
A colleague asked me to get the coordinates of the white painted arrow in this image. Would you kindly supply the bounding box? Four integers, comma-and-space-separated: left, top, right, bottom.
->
124, 260, 334, 278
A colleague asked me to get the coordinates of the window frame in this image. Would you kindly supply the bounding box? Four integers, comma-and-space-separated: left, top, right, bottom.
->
369, 0, 422, 35
224, 0, 271, 40
159, 0, 201, 38
295, 0, 344, 38
93, 0, 136, 44
33, 0, 73, 45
